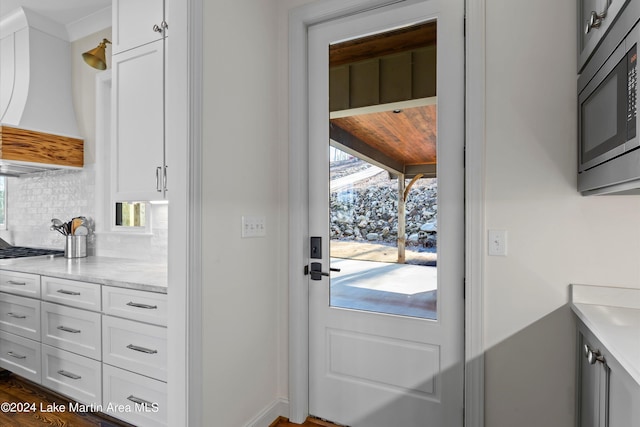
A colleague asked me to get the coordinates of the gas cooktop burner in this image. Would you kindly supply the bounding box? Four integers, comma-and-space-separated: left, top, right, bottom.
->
0, 247, 64, 260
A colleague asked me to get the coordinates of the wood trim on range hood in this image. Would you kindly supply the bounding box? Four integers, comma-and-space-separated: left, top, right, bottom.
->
0, 126, 83, 176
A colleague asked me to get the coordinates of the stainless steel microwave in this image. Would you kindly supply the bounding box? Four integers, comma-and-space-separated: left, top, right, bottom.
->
578, 19, 640, 195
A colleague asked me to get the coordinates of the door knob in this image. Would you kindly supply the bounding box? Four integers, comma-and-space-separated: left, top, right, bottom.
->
308, 262, 341, 281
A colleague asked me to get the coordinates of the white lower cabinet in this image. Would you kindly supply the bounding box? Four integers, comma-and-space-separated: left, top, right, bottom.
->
0, 330, 41, 383
103, 364, 167, 427
0, 271, 167, 426
41, 344, 102, 406
0, 293, 40, 341
41, 302, 101, 360
102, 315, 167, 382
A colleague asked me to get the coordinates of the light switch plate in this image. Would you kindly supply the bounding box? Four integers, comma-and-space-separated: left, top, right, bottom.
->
242, 215, 266, 238
488, 229, 507, 256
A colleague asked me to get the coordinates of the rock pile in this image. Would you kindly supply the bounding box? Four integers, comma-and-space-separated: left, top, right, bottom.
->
330, 178, 438, 248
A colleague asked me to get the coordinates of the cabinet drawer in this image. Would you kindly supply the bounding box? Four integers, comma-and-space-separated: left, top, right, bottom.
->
41, 344, 101, 406
0, 271, 40, 298
0, 331, 41, 384
103, 364, 167, 427
0, 293, 40, 340
41, 302, 101, 360
102, 286, 167, 326
102, 316, 166, 381
41, 277, 101, 311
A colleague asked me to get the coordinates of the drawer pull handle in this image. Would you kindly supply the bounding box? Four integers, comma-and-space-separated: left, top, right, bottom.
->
7, 280, 26, 286
57, 370, 81, 380
126, 344, 158, 354
127, 395, 154, 407
126, 302, 158, 310
57, 326, 81, 334
57, 289, 81, 296
7, 351, 26, 359
7, 312, 26, 319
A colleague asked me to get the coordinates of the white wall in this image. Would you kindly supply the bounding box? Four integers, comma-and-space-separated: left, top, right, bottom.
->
485, 0, 640, 426
197, 0, 640, 425
200, 1, 285, 425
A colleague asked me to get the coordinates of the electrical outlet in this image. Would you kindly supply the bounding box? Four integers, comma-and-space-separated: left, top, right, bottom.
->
241, 215, 266, 238
488, 229, 507, 256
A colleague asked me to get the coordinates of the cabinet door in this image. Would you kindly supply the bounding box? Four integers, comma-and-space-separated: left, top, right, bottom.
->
112, 39, 165, 201
608, 358, 640, 427
112, 0, 165, 54
578, 332, 609, 427
578, 0, 630, 71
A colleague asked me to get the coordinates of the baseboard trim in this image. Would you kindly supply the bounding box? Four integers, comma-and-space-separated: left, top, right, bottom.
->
244, 398, 290, 427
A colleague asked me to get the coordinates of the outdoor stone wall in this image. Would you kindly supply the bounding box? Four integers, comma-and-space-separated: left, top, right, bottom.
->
330, 179, 438, 248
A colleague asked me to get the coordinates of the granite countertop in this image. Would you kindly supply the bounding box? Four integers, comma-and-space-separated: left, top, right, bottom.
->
0, 255, 167, 294
570, 284, 640, 385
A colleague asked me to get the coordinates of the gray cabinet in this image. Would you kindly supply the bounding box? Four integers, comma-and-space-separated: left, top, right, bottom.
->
578, 0, 631, 71
577, 321, 640, 427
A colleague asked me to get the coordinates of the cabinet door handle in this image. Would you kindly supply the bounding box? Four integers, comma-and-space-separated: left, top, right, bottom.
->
126, 301, 158, 310
7, 312, 26, 319
7, 351, 26, 359
163, 165, 168, 192
7, 280, 26, 286
583, 344, 606, 365
57, 370, 81, 380
127, 344, 158, 354
57, 289, 81, 296
127, 395, 154, 407
585, 0, 612, 34
156, 167, 162, 192
57, 326, 81, 334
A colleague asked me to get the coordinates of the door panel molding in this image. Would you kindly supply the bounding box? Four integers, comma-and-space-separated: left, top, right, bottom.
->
288, 0, 486, 426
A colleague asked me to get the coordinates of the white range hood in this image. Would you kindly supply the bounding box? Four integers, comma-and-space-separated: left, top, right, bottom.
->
0, 7, 83, 176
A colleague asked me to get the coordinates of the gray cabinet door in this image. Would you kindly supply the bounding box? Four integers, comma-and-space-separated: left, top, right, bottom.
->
578, 331, 609, 427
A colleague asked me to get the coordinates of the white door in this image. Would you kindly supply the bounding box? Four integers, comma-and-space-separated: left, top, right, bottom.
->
308, 1, 464, 426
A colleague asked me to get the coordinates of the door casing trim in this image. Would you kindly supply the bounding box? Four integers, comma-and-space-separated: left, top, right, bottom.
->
287, 0, 486, 425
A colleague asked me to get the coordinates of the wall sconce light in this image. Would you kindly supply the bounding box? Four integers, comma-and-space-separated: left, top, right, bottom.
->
82, 38, 111, 70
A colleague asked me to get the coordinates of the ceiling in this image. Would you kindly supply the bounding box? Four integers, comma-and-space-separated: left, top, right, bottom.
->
329, 22, 438, 178
0, 0, 110, 26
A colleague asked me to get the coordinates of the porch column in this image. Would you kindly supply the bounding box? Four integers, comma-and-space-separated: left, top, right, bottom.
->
397, 174, 406, 264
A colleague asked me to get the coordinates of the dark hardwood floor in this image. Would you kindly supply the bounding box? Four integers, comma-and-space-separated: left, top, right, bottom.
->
271, 416, 342, 427
0, 371, 133, 427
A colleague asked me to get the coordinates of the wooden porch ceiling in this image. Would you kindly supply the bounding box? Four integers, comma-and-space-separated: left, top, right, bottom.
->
330, 102, 437, 177
329, 21, 437, 178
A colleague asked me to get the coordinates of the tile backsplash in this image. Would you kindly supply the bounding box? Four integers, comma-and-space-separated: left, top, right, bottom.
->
5, 167, 168, 262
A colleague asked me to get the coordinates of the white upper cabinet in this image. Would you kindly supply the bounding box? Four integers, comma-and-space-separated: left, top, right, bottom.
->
111, 38, 166, 201
112, 0, 167, 55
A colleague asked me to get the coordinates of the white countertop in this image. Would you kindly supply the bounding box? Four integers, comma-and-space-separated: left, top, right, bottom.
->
570, 284, 640, 385
0, 255, 167, 293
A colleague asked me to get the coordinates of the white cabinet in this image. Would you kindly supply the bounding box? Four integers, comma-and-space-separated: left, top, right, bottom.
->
41, 344, 102, 406
41, 276, 101, 312
111, 39, 166, 201
0, 330, 41, 383
112, 0, 168, 201
0, 271, 41, 298
41, 302, 102, 360
103, 364, 167, 427
102, 286, 168, 326
112, 0, 166, 54
0, 293, 40, 341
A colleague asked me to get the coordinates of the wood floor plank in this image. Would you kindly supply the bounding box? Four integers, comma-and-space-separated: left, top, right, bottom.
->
0, 372, 133, 427
271, 416, 343, 427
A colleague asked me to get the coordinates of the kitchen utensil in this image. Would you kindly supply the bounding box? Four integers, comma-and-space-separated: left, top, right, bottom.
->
71, 218, 83, 235
73, 225, 89, 236
64, 235, 86, 258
